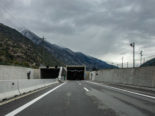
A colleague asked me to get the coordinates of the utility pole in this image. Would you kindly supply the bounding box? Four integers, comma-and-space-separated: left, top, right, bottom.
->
130, 42, 135, 68
140, 50, 143, 65
143, 57, 145, 64
122, 57, 124, 68
42, 36, 45, 66
127, 62, 128, 68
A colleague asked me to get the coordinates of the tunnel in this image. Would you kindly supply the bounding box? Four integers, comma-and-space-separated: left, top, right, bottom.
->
67, 66, 85, 80
40, 67, 60, 79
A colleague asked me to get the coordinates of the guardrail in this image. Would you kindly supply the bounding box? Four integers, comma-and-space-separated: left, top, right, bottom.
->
0, 79, 58, 101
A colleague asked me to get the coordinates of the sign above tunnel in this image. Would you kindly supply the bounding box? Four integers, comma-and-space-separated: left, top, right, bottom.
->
66, 65, 86, 80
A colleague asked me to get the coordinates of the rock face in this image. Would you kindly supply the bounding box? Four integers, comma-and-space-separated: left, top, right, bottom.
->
0, 23, 62, 67
21, 29, 113, 70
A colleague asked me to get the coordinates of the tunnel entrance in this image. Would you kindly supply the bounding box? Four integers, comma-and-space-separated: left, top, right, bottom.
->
67, 66, 85, 80
40, 67, 60, 79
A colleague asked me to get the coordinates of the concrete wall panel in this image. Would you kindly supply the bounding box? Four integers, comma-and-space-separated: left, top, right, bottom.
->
93, 66, 155, 88
0, 65, 40, 80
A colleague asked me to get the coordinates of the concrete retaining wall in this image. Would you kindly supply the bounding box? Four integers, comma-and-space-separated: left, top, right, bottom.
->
91, 66, 155, 88
0, 65, 40, 80
0, 79, 57, 101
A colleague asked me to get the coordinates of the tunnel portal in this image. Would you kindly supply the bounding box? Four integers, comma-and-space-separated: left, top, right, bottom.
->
67, 66, 85, 80
40, 67, 60, 79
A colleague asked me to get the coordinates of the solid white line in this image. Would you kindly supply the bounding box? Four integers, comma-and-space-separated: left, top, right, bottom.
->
86, 81, 155, 100
84, 87, 89, 92
5, 82, 66, 116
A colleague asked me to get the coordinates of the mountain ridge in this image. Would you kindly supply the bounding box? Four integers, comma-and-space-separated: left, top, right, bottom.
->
21, 29, 113, 70
141, 58, 155, 67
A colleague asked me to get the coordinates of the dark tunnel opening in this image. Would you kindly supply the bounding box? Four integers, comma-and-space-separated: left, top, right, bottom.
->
40, 68, 60, 79
67, 66, 85, 80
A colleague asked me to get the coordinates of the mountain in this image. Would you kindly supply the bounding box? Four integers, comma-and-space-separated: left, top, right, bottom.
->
0, 23, 62, 68
21, 29, 113, 70
140, 58, 155, 67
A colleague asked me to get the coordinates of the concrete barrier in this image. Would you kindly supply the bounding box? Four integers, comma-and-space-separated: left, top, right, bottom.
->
18, 79, 57, 94
0, 79, 58, 101
91, 66, 155, 88
0, 80, 20, 101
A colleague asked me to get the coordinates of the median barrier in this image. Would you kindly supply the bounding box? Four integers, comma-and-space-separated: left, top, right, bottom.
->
0, 80, 20, 101
0, 79, 58, 101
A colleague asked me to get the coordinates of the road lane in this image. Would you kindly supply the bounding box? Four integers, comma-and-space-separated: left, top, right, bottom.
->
0, 82, 60, 116
86, 81, 155, 100
84, 81, 155, 116
5, 82, 66, 116
1, 81, 155, 116
16, 81, 106, 116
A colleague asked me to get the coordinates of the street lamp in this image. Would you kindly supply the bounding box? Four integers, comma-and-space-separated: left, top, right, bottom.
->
140, 50, 143, 65
130, 42, 135, 68
127, 62, 128, 68
122, 57, 124, 68
41, 36, 45, 66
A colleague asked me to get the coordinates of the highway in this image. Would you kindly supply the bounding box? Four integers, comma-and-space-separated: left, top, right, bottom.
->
0, 81, 155, 116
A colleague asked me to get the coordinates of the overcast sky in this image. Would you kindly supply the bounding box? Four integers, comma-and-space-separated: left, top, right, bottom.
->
0, 0, 155, 67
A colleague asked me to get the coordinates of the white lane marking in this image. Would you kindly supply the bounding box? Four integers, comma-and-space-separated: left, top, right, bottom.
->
5, 82, 66, 116
87, 81, 155, 100
84, 87, 89, 92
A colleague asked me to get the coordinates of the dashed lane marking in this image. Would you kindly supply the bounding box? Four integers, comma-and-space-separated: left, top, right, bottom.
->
84, 87, 89, 92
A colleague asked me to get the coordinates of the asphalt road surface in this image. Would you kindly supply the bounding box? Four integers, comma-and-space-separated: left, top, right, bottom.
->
0, 81, 155, 116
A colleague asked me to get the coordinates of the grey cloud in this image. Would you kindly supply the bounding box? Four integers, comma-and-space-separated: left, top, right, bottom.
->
0, 0, 155, 62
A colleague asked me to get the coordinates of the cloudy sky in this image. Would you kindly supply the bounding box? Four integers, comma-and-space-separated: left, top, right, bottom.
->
0, 0, 155, 67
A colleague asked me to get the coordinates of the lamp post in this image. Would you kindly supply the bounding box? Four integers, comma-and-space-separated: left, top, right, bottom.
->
127, 62, 128, 68
41, 36, 45, 66
122, 57, 124, 68
130, 42, 135, 68
140, 50, 143, 65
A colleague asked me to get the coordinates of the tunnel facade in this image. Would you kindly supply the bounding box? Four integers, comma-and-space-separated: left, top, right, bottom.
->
67, 66, 85, 80
40, 67, 60, 79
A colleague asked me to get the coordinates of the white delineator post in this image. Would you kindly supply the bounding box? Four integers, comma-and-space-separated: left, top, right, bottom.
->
58, 67, 63, 80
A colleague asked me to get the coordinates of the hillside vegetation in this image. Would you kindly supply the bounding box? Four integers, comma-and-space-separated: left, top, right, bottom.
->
141, 58, 155, 67
0, 23, 62, 68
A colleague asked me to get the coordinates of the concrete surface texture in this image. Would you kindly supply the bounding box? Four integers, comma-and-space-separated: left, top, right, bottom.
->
1, 81, 155, 116
0, 80, 19, 101
0, 65, 40, 80
91, 66, 155, 88
0, 79, 57, 101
